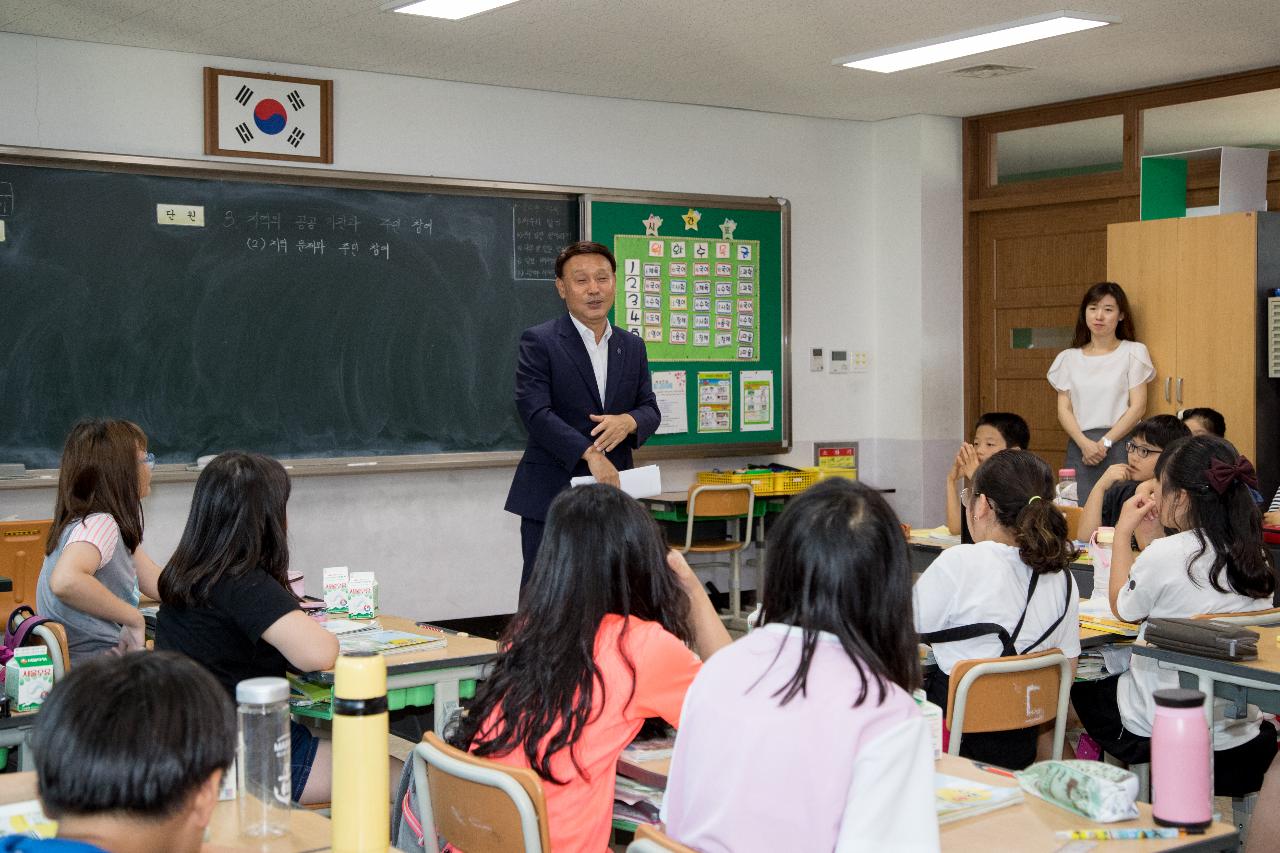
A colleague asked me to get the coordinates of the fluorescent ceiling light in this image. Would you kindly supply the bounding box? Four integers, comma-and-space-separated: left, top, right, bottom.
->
390, 0, 519, 20
835, 11, 1116, 73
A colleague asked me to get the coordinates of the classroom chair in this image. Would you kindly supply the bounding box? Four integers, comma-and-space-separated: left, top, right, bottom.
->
626, 823, 699, 853
411, 731, 550, 853
1059, 505, 1083, 541
945, 649, 1072, 760
669, 484, 755, 630
0, 520, 52, 610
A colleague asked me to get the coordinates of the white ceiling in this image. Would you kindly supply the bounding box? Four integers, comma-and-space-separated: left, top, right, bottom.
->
3, 0, 1280, 121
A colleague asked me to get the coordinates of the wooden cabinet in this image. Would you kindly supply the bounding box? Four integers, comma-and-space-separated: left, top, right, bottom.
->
1107, 211, 1280, 495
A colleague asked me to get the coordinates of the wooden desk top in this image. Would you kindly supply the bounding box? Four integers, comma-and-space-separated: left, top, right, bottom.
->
615, 755, 1236, 851
1133, 625, 1280, 684
308, 614, 498, 684
0, 772, 333, 852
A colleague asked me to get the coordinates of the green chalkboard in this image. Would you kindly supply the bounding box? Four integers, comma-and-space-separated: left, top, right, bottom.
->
590, 198, 787, 449
0, 156, 578, 468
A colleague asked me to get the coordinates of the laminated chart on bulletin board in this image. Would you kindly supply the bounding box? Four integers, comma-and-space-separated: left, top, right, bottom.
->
589, 198, 788, 450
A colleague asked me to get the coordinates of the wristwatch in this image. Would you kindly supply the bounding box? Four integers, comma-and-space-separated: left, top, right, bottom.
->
1100, 437, 1113, 449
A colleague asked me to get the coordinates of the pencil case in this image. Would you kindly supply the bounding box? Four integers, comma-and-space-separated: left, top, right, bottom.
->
1143, 618, 1258, 661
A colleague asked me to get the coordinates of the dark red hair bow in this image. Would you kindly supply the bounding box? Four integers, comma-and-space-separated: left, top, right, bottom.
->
1205, 455, 1259, 494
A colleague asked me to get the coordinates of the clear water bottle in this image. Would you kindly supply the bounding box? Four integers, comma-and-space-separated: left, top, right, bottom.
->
237, 676, 291, 837
1055, 468, 1078, 507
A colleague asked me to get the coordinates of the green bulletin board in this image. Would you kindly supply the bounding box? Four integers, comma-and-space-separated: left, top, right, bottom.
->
589, 198, 788, 450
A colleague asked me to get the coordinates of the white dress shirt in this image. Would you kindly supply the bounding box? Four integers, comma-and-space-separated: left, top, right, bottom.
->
569, 313, 611, 404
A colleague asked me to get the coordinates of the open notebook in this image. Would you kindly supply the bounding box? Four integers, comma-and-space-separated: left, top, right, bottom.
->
321, 619, 447, 655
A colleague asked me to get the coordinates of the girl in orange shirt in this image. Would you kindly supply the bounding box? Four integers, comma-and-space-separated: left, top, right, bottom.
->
452, 484, 730, 852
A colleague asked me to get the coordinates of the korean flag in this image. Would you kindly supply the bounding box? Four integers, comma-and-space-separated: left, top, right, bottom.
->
216, 73, 323, 159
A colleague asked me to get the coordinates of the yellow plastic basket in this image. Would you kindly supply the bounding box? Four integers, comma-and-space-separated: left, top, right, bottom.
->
771, 467, 822, 494
696, 469, 775, 495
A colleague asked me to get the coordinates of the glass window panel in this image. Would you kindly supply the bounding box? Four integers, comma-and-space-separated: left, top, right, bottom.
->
1143, 89, 1280, 156
1010, 327, 1072, 350
995, 114, 1124, 184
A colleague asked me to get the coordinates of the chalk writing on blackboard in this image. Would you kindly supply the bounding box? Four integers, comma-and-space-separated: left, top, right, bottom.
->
513, 201, 576, 281
0, 182, 14, 217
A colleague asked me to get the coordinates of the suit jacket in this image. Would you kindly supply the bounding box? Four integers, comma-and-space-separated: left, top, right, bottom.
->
504, 314, 661, 521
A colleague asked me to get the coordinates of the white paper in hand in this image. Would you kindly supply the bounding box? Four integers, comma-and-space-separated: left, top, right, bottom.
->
571, 464, 662, 499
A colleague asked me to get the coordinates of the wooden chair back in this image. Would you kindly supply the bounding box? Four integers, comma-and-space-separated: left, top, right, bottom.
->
946, 649, 1071, 758
1192, 607, 1280, 626
0, 520, 52, 609
32, 621, 71, 680
413, 731, 551, 853
628, 823, 700, 852
1058, 505, 1083, 541
686, 483, 752, 518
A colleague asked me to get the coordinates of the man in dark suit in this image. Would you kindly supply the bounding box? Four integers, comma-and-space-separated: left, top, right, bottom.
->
505, 241, 661, 588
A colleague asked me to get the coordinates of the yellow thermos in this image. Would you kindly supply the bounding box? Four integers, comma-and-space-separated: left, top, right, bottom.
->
331, 651, 390, 853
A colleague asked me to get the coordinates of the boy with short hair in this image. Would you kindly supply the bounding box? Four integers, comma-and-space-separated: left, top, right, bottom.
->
1078, 414, 1191, 544
0, 651, 235, 853
945, 412, 1031, 543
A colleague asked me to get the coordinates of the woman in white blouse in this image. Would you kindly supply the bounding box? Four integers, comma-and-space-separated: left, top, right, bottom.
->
1047, 282, 1154, 504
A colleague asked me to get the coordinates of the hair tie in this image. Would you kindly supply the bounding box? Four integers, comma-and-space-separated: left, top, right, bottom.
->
1205, 455, 1259, 495
1027, 495, 1042, 506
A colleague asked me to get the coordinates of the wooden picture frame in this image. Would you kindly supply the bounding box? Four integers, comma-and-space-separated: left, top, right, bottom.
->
203, 67, 333, 164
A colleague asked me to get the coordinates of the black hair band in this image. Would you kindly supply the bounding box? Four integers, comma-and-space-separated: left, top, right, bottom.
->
332, 696, 388, 716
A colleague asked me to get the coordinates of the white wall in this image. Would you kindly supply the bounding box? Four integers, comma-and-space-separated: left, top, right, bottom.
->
0, 33, 962, 617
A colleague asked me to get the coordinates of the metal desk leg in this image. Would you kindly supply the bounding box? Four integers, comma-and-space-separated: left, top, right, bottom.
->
434, 680, 461, 736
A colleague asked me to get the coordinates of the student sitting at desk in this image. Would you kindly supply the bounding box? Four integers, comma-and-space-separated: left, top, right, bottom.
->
36, 418, 162, 665
662, 479, 937, 852
1077, 414, 1190, 545
945, 412, 1030, 544
154, 451, 340, 806
0, 651, 234, 853
1072, 435, 1277, 796
916, 450, 1081, 770
450, 484, 730, 853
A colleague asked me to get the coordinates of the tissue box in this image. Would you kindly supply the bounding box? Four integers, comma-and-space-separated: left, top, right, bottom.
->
913, 688, 944, 759
323, 566, 349, 614
6, 646, 54, 712
347, 571, 378, 619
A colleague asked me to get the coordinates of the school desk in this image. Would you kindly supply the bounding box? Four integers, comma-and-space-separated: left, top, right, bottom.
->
614, 754, 1239, 851
299, 615, 498, 736
0, 771, 333, 852
1130, 624, 1280, 723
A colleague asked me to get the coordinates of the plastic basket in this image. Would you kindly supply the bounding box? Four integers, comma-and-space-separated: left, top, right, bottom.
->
771, 467, 822, 494
696, 469, 774, 495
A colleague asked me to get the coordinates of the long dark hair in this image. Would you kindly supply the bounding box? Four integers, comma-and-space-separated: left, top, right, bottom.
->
159, 451, 292, 607
971, 450, 1077, 575
755, 479, 920, 706
1071, 281, 1137, 347
1155, 435, 1276, 598
46, 419, 147, 556
453, 485, 693, 783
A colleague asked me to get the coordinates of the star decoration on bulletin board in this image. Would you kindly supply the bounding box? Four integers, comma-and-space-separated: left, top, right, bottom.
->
682, 208, 702, 230
643, 214, 663, 236
719, 218, 738, 239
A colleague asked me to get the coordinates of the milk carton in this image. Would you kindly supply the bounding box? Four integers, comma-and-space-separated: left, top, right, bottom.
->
323, 566, 350, 614
6, 646, 54, 712
347, 571, 378, 620
912, 688, 944, 759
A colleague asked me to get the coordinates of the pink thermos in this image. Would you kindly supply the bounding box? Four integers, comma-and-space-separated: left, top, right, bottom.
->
1152, 688, 1212, 830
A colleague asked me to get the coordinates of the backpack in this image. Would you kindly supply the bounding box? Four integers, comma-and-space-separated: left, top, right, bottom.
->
0, 605, 54, 683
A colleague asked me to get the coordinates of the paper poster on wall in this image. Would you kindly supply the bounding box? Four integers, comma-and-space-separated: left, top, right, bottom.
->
696, 371, 732, 433
740, 370, 773, 431
652, 370, 689, 435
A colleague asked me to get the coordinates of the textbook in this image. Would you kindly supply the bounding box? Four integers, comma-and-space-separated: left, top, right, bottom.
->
321, 619, 447, 655
935, 773, 1023, 824
1078, 616, 1139, 638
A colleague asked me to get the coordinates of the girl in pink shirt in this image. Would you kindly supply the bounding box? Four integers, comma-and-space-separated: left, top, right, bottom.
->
663, 479, 938, 852
452, 484, 730, 852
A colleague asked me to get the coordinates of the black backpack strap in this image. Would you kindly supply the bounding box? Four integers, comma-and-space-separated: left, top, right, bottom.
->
1018, 570, 1074, 656
1007, 572, 1040, 648
919, 623, 1016, 657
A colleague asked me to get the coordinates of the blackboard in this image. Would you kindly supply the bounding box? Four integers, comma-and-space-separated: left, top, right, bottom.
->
0, 157, 577, 468
590, 197, 788, 450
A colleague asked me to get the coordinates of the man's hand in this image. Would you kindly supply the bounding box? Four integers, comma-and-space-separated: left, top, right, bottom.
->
585, 448, 621, 487
589, 413, 637, 453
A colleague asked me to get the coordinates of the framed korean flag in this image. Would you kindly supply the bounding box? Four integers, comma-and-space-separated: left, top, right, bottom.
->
204, 67, 333, 163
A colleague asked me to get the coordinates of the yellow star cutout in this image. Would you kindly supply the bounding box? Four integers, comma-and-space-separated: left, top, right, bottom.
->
682, 208, 702, 231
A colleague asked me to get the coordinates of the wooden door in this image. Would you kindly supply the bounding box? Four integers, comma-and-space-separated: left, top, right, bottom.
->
1175, 213, 1258, 461
1107, 218, 1181, 416
974, 199, 1131, 471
